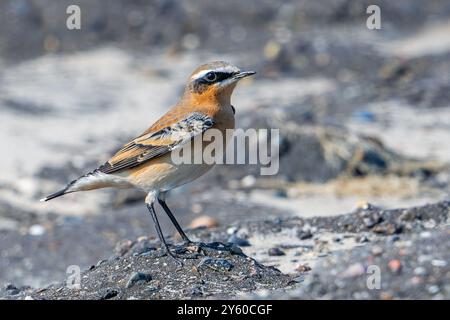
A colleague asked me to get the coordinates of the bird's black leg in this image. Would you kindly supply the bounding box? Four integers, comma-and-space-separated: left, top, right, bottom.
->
146, 203, 183, 267
157, 197, 192, 245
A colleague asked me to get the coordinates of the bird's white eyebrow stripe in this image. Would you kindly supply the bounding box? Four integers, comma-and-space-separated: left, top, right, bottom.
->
191, 66, 239, 80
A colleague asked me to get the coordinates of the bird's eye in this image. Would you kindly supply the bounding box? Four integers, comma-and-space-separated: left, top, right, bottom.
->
205, 72, 217, 82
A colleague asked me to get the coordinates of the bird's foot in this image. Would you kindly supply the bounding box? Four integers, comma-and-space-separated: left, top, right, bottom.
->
177, 241, 244, 255
162, 247, 185, 268
172, 242, 203, 259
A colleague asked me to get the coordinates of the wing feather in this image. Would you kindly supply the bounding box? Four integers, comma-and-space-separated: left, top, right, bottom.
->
98, 112, 214, 174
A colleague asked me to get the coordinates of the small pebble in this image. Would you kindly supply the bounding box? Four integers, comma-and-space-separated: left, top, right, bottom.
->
356, 201, 373, 210
188, 286, 203, 296
420, 231, 432, 239
358, 235, 370, 243
189, 215, 219, 229
295, 264, 311, 273
28, 224, 46, 236
228, 244, 243, 255
291, 275, 305, 283
5, 284, 20, 295
197, 257, 234, 272
226, 226, 239, 235
414, 267, 427, 276
428, 285, 440, 295
227, 234, 250, 247
241, 175, 256, 188
275, 189, 288, 198
341, 263, 365, 278
410, 276, 423, 285
388, 259, 402, 273
101, 288, 118, 300
297, 230, 313, 240
126, 272, 152, 289
96, 259, 107, 267
363, 218, 377, 228
371, 246, 383, 256
380, 292, 393, 300
268, 247, 285, 256
114, 239, 134, 256
144, 285, 160, 294
431, 259, 447, 267
423, 219, 436, 229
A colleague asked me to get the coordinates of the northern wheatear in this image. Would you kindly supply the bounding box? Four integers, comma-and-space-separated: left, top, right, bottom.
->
41, 61, 255, 261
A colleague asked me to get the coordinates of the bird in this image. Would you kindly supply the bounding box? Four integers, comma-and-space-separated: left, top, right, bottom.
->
41, 61, 255, 262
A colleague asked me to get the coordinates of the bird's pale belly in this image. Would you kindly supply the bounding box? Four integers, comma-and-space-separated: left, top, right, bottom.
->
124, 153, 214, 193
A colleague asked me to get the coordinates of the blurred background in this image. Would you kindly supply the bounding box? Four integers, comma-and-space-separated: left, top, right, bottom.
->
0, 0, 449, 288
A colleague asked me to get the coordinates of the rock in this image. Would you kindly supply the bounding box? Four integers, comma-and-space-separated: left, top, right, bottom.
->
197, 257, 234, 272
226, 226, 239, 235
414, 267, 427, 276
358, 235, 370, 243
28, 224, 46, 236
189, 216, 219, 229
371, 245, 383, 256
388, 260, 402, 273
143, 285, 160, 294
427, 285, 440, 295
96, 260, 107, 267
131, 240, 156, 256
114, 239, 134, 256
187, 286, 204, 296
372, 223, 400, 235
5, 284, 20, 295
363, 218, 377, 228
275, 189, 288, 198
420, 231, 432, 238
227, 234, 250, 247
355, 201, 373, 210
431, 259, 447, 267
268, 247, 285, 256
295, 264, 312, 273
340, 263, 365, 278
291, 275, 306, 283
126, 272, 152, 289
228, 244, 243, 255
241, 175, 256, 188
101, 288, 118, 300
297, 229, 313, 240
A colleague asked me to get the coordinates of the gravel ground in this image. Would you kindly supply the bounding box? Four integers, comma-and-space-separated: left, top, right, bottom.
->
1, 0, 450, 300
1, 201, 448, 300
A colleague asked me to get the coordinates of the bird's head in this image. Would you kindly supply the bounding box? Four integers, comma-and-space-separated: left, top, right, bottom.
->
184, 61, 255, 104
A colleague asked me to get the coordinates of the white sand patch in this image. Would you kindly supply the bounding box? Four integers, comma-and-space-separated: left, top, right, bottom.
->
243, 229, 362, 274
347, 101, 450, 162
380, 20, 450, 58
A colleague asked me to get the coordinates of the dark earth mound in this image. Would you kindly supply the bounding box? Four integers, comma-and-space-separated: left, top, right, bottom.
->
2, 201, 448, 300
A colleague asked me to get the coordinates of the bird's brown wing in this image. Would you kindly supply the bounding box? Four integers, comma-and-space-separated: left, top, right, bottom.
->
98, 112, 214, 174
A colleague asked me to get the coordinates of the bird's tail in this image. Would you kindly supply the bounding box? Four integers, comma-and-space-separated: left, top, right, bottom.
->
40, 188, 69, 202
39, 169, 115, 202
40, 180, 77, 202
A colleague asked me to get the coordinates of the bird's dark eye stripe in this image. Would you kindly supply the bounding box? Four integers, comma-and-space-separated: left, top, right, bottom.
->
198, 72, 232, 84
190, 71, 236, 93
212, 72, 234, 82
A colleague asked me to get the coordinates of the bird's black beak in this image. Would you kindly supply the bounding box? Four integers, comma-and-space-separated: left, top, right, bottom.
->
234, 71, 256, 80
218, 70, 256, 89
